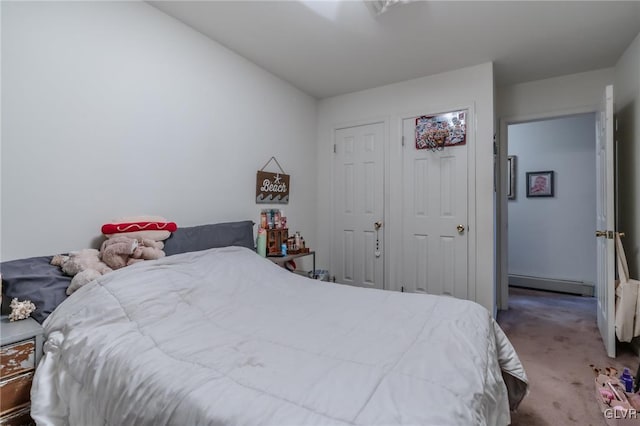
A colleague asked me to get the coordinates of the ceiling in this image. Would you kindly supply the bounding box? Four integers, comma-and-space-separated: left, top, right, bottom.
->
149, 1, 640, 99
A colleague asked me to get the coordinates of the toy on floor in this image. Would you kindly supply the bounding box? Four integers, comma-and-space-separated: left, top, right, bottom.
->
591, 364, 619, 378
592, 363, 640, 424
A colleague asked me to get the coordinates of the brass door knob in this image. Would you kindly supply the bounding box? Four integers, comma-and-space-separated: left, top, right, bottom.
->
456, 224, 465, 234
596, 230, 607, 237
618, 232, 626, 238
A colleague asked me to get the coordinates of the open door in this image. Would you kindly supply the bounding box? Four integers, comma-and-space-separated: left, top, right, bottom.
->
596, 85, 616, 358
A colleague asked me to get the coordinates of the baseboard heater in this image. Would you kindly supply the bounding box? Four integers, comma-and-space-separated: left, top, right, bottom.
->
508, 274, 594, 297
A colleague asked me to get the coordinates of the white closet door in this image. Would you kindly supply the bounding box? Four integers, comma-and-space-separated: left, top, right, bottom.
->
401, 116, 469, 298
333, 122, 385, 290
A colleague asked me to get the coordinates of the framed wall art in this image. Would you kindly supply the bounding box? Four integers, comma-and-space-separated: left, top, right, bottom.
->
415, 110, 467, 151
526, 170, 554, 198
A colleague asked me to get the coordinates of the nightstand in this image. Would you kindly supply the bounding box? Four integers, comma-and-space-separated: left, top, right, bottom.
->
0, 316, 43, 426
268, 251, 316, 277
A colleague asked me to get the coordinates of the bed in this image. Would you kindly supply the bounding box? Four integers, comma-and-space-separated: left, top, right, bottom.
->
19, 223, 527, 426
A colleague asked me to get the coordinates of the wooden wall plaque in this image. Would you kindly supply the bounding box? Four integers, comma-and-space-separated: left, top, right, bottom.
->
256, 171, 290, 204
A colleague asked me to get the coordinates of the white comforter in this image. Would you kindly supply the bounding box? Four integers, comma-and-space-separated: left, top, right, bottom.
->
32, 246, 527, 426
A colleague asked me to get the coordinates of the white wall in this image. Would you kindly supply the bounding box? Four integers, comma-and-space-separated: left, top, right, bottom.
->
615, 32, 640, 279
497, 68, 614, 119
508, 114, 596, 285
1, 2, 318, 261
316, 63, 495, 313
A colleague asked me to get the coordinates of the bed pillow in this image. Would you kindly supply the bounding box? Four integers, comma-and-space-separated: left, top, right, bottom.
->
163, 221, 255, 256
1, 256, 70, 323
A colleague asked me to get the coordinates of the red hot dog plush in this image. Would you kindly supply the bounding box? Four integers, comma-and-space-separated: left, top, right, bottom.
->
102, 215, 177, 241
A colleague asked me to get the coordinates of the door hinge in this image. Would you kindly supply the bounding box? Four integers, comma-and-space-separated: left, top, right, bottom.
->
615, 119, 618, 132
401, 286, 404, 292
333, 144, 336, 153
401, 136, 405, 147
596, 230, 616, 239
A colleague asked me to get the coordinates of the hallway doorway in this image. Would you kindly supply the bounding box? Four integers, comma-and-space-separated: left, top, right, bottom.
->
506, 113, 597, 297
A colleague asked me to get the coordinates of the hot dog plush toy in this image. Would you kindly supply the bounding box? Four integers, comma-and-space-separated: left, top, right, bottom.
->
101, 215, 177, 240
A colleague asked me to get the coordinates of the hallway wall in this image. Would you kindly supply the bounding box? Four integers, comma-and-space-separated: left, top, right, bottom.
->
508, 113, 597, 287
615, 32, 640, 279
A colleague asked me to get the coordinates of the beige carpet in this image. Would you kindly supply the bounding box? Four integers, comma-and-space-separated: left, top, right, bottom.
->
497, 287, 638, 426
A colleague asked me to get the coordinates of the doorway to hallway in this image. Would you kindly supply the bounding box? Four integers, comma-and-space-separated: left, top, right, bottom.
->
506, 113, 597, 297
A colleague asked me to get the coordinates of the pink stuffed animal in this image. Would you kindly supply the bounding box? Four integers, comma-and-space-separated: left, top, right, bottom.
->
51, 249, 112, 295
127, 239, 165, 265
100, 236, 138, 270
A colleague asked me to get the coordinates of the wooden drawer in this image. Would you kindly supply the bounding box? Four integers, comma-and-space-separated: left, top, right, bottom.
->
0, 405, 33, 426
0, 372, 33, 416
0, 340, 35, 379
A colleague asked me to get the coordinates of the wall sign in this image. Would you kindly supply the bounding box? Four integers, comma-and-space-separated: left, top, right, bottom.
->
256, 157, 290, 204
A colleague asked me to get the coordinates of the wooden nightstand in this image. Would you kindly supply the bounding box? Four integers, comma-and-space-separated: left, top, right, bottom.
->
268, 251, 316, 277
0, 316, 43, 426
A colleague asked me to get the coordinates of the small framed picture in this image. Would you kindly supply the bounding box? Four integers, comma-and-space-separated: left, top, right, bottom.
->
526, 171, 554, 197
507, 156, 516, 200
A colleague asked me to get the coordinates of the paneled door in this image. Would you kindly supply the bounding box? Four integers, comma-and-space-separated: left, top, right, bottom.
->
333, 122, 385, 289
596, 85, 615, 358
401, 115, 469, 297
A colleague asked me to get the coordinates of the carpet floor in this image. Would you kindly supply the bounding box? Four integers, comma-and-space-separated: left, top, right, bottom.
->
497, 287, 638, 426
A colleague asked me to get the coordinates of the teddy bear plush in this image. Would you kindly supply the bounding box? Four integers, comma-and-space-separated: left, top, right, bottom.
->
127, 239, 165, 265
66, 269, 103, 295
52, 248, 112, 276
51, 249, 113, 295
100, 236, 138, 270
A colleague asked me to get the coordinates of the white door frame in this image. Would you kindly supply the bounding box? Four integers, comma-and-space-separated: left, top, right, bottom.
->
330, 116, 391, 289
396, 103, 476, 302
497, 106, 597, 310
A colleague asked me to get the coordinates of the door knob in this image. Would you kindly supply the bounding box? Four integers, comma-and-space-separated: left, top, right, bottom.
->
618, 232, 626, 238
596, 230, 607, 238
373, 221, 382, 257
456, 224, 465, 234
